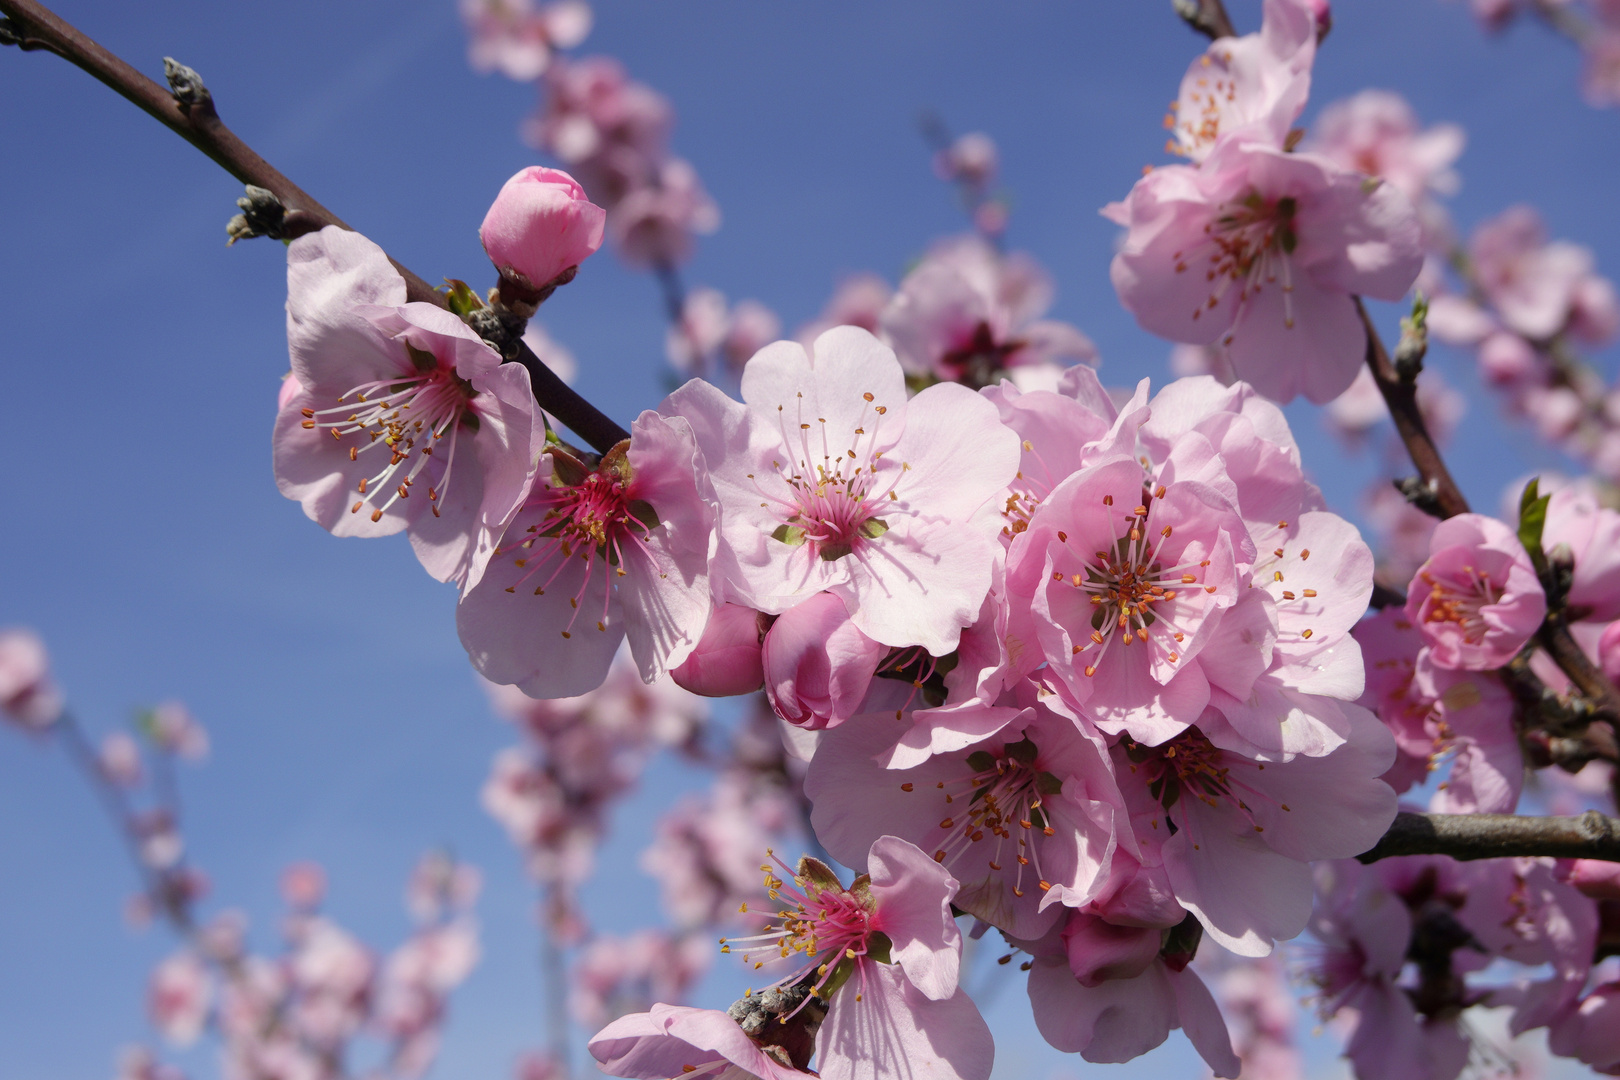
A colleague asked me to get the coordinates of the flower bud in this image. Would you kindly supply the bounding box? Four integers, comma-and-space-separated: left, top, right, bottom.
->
762, 593, 887, 729
670, 604, 765, 698
479, 166, 606, 290
1062, 913, 1162, 988
0, 628, 63, 728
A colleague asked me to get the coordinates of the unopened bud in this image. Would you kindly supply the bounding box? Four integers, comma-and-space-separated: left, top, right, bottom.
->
480, 166, 605, 295
225, 185, 286, 246
1394, 475, 1443, 517
162, 57, 211, 110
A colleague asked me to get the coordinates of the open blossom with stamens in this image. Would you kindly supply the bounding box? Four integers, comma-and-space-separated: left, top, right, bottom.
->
717, 838, 993, 1080
666, 325, 1020, 655
456, 410, 716, 697
806, 703, 1122, 940
275, 227, 544, 587
1105, 136, 1423, 404
1405, 514, 1546, 671
1166, 0, 1317, 162
1111, 709, 1396, 956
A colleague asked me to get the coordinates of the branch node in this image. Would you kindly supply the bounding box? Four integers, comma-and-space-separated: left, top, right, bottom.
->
1394, 294, 1429, 381
0, 16, 22, 46
1395, 475, 1444, 517
161, 56, 211, 111
225, 184, 285, 245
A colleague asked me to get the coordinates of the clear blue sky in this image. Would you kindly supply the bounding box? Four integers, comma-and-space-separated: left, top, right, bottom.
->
0, 1, 1614, 1077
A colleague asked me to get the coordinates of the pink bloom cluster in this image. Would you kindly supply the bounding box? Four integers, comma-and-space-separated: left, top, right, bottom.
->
460, 0, 591, 81
527, 56, 719, 267
1307, 853, 1601, 1080
666, 287, 783, 381
1426, 207, 1620, 474
1108, 0, 1425, 403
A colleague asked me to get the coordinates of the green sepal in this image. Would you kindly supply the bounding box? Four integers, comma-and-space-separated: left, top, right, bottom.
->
441, 278, 485, 317
405, 342, 438, 373
772, 524, 809, 547
858, 517, 890, 540
796, 855, 843, 896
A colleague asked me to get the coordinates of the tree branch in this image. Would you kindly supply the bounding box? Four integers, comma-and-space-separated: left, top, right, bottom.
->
1172, 0, 1236, 41
0, 0, 629, 452
1357, 297, 1471, 519
1360, 810, 1620, 863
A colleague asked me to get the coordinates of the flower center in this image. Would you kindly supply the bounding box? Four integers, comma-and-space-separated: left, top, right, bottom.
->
720, 853, 873, 1009
1418, 565, 1501, 643
495, 449, 658, 639
1124, 728, 1289, 846
899, 738, 1062, 899
762, 392, 899, 563
1176, 191, 1300, 335
300, 357, 476, 523
1060, 486, 1210, 678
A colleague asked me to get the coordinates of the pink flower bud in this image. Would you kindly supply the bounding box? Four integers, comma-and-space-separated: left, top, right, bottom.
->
669, 604, 765, 697
1062, 913, 1162, 988
762, 593, 888, 729
1477, 331, 1538, 386
479, 166, 606, 289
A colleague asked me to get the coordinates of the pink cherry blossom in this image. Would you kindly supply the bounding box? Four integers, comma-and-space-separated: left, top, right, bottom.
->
1405, 513, 1546, 671
806, 703, 1122, 940
275, 227, 544, 587
460, 0, 591, 81
146, 701, 208, 760
1205, 954, 1302, 1080
670, 603, 765, 697
609, 158, 721, 268
571, 931, 711, 1028
666, 325, 1020, 655
1167, 0, 1316, 162
148, 950, 213, 1047
1020, 914, 1239, 1076
666, 288, 783, 378
641, 771, 787, 932
528, 56, 672, 205
796, 273, 894, 346
100, 731, 143, 788
1542, 486, 1620, 622
1469, 205, 1603, 341
717, 838, 993, 1080
480, 166, 606, 290
0, 627, 63, 728
456, 409, 716, 697
590, 1004, 816, 1080
1306, 90, 1465, 249
879, 235, 1096, 390
933, 132, 998, 188
1107, 136, 1424, 404
762, 592, 889, 730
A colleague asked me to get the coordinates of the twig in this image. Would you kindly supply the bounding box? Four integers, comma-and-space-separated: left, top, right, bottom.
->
0, 0, 629, 452
1357, 297, 1471, 519
1172, 0, 1237, 41
1360, 809, 1620, 863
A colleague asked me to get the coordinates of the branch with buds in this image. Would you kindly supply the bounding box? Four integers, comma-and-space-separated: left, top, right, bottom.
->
1359, 809, 1620, 863
0, 0, 629, 452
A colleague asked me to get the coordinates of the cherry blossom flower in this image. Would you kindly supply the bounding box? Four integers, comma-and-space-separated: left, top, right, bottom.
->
666, 325, 1020, 655
1405, 513, 1546, 671
1468, 205, 1605, 341
1166, 0, 1317, 162
795, 273, 893, 347
806, 703, 1122, 940
572, 931, 711, 1028
275, 227, 544, 587
609, 158, 722, 268
528, 56, 672, 205
712, 838, 995, 1080
590, 1003, 817, 1080
456, 409, 717, 697
667, 288, 782, 378
460, 0, 591, 81
1020, 914, 1239, 1076
1106, 136, 1424, 403
1306, 90, 1465, 249
0, 627, 63, 728
879, 235, 1096, 390
147, 950, 213, 1047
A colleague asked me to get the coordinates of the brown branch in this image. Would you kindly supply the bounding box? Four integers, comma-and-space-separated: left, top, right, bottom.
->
0, 0, 629, 453
1172, 0, 1237, 40
1360, 809, 1620, 863
1358, 297, 1471, 519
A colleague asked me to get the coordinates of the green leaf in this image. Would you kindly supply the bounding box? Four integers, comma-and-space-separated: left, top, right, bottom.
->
1518, 477, 1551, 574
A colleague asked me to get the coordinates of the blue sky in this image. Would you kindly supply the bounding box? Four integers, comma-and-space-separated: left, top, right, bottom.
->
0, 1, 1616, 1078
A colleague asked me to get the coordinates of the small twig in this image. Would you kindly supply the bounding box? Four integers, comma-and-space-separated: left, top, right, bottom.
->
1358, 297, 1471, 519
0, 0, 629, 452
1360, 810, 1620, 863
1172, 0, 1237, 41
